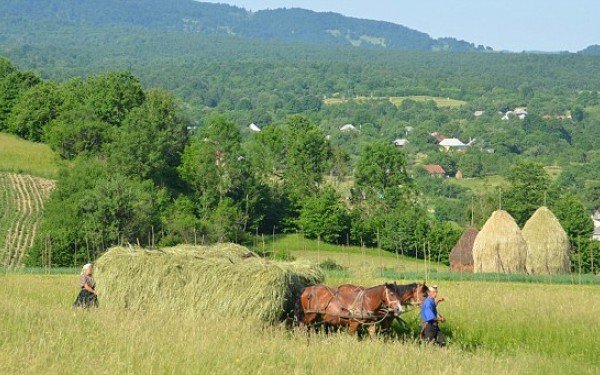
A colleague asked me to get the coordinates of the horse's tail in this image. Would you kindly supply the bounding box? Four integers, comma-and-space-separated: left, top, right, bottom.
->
294, 288, 307, 326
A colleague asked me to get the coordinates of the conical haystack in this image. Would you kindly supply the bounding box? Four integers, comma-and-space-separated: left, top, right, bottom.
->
449, 227, 479, 273
522, 206, 571, 275
472, 210, 527, 274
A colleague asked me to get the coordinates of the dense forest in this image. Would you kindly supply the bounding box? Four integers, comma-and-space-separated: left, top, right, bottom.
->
0, 0, 486, 52
0, 0, 598, 270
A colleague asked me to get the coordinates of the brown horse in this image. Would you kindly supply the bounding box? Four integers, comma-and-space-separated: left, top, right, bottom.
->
377, 282, 429, 333
296, 283, 403, 338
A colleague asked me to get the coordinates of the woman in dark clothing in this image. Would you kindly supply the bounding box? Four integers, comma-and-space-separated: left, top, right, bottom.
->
72, 263, 98, 309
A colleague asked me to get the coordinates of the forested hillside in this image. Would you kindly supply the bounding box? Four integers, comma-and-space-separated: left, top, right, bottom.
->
579, 45, 600, 55
0, 0, 485, 52
0, 0, 598, 270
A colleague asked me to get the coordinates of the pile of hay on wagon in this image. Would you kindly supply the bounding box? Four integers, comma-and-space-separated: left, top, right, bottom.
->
449, 227, 479, 273
522, 206, 571, 275
94, 243, 323, 324
472, 210, 527, 274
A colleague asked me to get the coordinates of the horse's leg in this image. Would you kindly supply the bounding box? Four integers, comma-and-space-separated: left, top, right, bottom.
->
349, 321, 360, 336
368, 324, 377, 339
302, 313, 318, 335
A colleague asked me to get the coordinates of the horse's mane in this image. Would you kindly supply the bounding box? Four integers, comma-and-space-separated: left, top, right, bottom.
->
395, 282, 419, 295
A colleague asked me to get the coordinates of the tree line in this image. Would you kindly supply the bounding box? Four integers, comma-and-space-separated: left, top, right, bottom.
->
0, 56, 596, 271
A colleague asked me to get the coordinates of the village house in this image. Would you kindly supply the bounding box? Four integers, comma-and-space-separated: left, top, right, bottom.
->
423, 164, 446, 177
249, 123, 261, 132
502, 107, 528, 120
340, 124, 357, 132
592, 209, 600, 241
439, 137, 474, 152
431, 132, 445, 143
393, 138, 409, 148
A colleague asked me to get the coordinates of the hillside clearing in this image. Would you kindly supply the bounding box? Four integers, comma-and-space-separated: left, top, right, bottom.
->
260, 234, 447, 279
0, 133, 59, 179
323, 96, 467, 108
448, 175, 509, 194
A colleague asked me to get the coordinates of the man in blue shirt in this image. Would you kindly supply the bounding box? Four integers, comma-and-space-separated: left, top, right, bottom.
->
420, 285, 446, 347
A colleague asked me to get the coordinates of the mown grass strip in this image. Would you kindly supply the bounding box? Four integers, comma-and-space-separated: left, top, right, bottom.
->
382, 269, 600, 285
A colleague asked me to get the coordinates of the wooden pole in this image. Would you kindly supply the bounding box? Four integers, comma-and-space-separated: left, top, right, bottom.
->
272, 226, 276, 257
346, 233, 350, 267
498, 188, 503, 210
377, 228, 382, 276
578, 237, 582, 284
471, 196, 475, 227
317, 235, 321, 264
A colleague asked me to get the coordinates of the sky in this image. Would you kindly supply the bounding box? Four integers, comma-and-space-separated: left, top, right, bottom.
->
201, 0, 599, 52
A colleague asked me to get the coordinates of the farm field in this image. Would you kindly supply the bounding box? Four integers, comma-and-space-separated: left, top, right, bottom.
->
0, 173, 55, 267
263, 233, 448, 278
448, 175, 509, 194
323, 95, 467, 108
0, 132, 59, 179
0, 269, 598, 374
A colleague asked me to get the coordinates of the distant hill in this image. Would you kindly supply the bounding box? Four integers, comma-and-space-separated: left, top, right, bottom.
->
0, 0, 489, 52
579, 45, 600, 55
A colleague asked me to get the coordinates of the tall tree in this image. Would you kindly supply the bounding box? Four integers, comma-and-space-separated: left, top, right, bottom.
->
7, 81, 62, 141
298, 187, 350, 244
354, 141, 410, 198
108, 89, 188, 188
503, 160, 551, 225
0, 70, 40, 129
283, 116, 330, 201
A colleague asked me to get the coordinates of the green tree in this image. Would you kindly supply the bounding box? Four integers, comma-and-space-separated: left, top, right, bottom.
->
7, 81, 62, 141
284, 116, 330, 201
355, 141, 410, 197
549, 192, 595, 243
108, 89, 188, 187
503, 161, 551, 225
298, 187, 350, 244
86, 72, 145, 126
28, 157, 161, 266
160, 196, 201, 246
179, 117, 247, 209
0, 70, 40, 129
44, 110, 111, 159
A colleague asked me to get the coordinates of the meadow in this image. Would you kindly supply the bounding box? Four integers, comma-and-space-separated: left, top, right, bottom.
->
323, 95, 467, 108
0, 133, 59, 179
1, 248, 598, 374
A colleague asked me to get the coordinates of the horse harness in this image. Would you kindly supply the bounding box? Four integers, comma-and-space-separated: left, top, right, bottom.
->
305, 285, 394, 323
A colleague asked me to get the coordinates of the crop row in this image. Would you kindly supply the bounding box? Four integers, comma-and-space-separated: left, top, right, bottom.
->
0, 173, 55, 267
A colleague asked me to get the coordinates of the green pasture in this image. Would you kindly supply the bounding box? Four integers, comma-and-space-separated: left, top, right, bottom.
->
0, 133, 59, 178
323, 95, 466, 108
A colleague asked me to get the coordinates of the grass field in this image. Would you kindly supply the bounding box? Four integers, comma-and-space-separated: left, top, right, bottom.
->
448, 175, 509, 194
323, 95, 467, 108
0, 132, 59, 178
1, 268, 598, 374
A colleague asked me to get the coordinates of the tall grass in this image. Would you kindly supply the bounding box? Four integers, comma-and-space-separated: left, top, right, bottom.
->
0, 274, 597, 374
0, 133, 59, 178
383, 269, 600, 285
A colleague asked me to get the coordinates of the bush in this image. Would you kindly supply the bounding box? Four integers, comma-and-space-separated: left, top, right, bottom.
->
318, 258, 346, 271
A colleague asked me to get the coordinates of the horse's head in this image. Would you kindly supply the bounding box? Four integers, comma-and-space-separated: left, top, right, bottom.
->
414, 282, 429, 306
383, 282, 403, 316
394, 282, 428, 307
